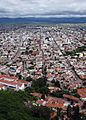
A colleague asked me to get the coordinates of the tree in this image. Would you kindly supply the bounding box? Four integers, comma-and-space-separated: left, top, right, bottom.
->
32, 77, 47, 92
67, 105, 71, 118
0, 90, 44, 120
42, 65, 47, 76
40, 86, 49, 95
57, 108, 64, 120
51, 90, 70, 98
73, 93, 80, 98
41, 93, 45, 99
16, 73, 22, 79
83, 82, 86, 86
26, 46, 29, 50
82, 101, 86, 109
29, 50, 33, 54
54, 80, 60, 88
26, 76, 33, 82
25, 50, 29, 55
30, 105, 51, 120
72, 106, 80, 120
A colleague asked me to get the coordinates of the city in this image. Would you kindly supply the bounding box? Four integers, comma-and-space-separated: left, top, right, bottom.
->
0, 24, 86, 119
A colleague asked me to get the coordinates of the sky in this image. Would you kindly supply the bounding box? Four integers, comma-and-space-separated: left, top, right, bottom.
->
0, 0, 86, 18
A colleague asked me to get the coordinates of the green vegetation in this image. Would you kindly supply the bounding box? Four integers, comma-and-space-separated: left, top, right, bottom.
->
82, 101, 86, 109
28, 66, 34, 69
56, 108, 64, 120
51, 80, 60, 88
26, 76, 33, 82
22, 50, 33, 55
51, 90, 70, 98
73, 93, 80, 98
65, 45, 86, 56
67, 105, 71, 118
66, 105, 86, 120
0, 90, 45, 120
31, 77, 49, 95
29, 105, 52, 120
83, 82, 86, 86
72, 66, 82, 79
42, 65, 47, 76
16, 73, 22, 79
0, 90, 53, 120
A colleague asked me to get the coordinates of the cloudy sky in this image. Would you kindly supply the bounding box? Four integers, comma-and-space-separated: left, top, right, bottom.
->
0, 0, 86, 18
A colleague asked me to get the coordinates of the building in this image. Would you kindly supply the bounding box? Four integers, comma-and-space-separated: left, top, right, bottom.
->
0, 74, 31, 91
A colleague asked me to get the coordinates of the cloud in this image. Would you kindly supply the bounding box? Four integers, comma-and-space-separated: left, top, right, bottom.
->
0, 0, 86, 17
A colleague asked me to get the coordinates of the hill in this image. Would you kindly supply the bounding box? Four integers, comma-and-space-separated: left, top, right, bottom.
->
0, 17, 86, 24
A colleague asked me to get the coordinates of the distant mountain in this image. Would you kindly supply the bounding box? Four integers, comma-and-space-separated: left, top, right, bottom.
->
0, 17, 86, 24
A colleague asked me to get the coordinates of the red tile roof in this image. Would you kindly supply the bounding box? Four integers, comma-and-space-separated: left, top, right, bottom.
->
36, 100, 45, 105
50, 113, 57, 119
77, 88, 86, 98
0, 74, 17, 80
63, 94, 80, 101
30, 93, 42, 98
0, 84, 4, 88
17, 80, 29, 84
0, 78, 22, 87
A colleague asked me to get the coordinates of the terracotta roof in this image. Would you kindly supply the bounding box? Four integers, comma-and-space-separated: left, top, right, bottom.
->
77, 88, 86, 98
30, 93, 42, 98
0, 84, 4, 88
50, 113, 57, 119
77, 88, 86, 94
45, 102, 67, 110
63, 94, 80, 101
0, 74, 17, 80
82, 111, 86, 115
0, 78, 22, 87
17, 80, 29, 84
36, 100, 45, 105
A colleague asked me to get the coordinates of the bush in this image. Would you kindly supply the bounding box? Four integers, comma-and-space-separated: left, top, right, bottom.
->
0, 90, 44, 120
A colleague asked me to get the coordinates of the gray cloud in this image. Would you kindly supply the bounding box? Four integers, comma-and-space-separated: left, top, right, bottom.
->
0, 0, 86, 17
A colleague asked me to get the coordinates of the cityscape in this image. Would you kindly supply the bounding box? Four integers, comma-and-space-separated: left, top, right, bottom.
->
0, 24, 86, 120
0, 0, 86, 120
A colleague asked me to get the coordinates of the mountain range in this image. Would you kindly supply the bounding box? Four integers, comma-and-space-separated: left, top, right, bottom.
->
0, 17, 86, 24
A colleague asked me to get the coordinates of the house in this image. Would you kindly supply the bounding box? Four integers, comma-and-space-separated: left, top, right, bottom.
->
0, 84, 6, 90
63, 94, 80, 102
0, 78, 25, 90
50, 113, 57, 119
77, 88, 86, 101
30, 93, 42, 98
0, 74, 31, 90
16, 79, 31, 87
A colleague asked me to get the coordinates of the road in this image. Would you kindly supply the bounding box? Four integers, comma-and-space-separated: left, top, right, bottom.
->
39, 30, 45, 68
8, 48, 21, 65
53, 38, 83, 86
